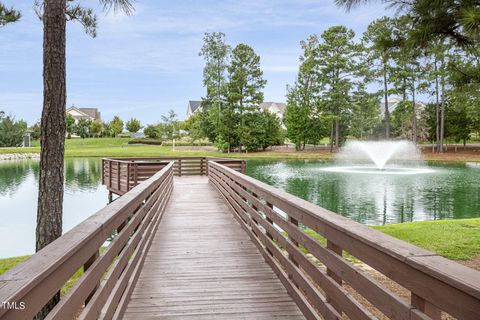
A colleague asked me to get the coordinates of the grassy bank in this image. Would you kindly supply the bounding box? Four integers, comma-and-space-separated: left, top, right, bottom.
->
302, 218, 480, 261
1, 218, 479, 284
0, 138, 332, 159
373, 218, 480, 260
1, 137, 479, 161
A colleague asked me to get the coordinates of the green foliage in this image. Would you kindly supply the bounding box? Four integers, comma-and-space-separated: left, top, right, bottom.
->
29, 122, 41, 140
101, 121, 113, 137
90, 119, 102, 137
214, 135, 230, 152
161, 110, 179, 141
0, 2, 21, 26
128, 138, 162, 145
349, 85, 381, 139
110, 116, 124, 137
125, 118, 142, 134
66, 114, 75, 138
444, 102, 472, 145
238, 111, 283, 152
0, 112, 27, 147
199, 32, 230, 111
74, 118, 91, 139
143, 124, 159, 139
228, 44, 266, 113
181, 113, 205, 142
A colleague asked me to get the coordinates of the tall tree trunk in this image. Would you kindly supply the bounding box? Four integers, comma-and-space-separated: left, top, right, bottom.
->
440, 68, 445, 153
383, 61, 390, 139
435, 59, 440, 152
411, 77, 417, 144
35, 0, 66, 317
329, 121, 334, 153
335, 118, 340, 151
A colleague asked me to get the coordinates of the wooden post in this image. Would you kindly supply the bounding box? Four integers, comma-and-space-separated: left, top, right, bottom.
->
117, 162, 121, 191
288, 216, 299, 285
265, 202, 275, 256
411, 293, 442, 319
84, 249, 100, 304
134, 163, 138, 187
178, 159, 182, 177
108, 160, 112, 190
326, 239, 342, 312
127, 163, 130, 191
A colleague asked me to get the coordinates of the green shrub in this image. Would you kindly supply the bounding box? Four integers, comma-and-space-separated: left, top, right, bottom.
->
162, 137, 212, 147
128, 138, 162, 145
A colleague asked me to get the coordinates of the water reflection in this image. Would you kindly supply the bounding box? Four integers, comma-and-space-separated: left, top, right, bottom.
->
247, 160, 480, 225
0, 158, 108, 258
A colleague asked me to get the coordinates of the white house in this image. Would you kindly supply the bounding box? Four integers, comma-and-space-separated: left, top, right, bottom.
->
259, 102, 286, 120
66, 106, 101, 123
186, 100, 287, 120
186, 101, 202, 117
380, 97, 425, 116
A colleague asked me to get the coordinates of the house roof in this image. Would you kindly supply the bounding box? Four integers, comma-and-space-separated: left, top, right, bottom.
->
380, 97, 426, 115
79, 108, 99, 119
66, 106, 90, 117
260, 102, 286, 113
66, 106, 101, 120
188, 101, 202, 113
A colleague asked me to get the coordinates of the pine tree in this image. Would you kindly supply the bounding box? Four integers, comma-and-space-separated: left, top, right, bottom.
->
0, 2, 20, 26
362, 17, 397, 138
317, 26, 360, 151
227, 44, 266, 152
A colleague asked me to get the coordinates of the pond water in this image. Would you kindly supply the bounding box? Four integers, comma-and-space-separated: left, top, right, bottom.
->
0, 158, 479, 258
0, 158, 107, 258
246, 159, 480, 226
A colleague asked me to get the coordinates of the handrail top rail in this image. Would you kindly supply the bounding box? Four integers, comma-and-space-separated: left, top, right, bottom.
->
0, 162, 174, 305
102, 156, 245, 163
208, 161, 480, 299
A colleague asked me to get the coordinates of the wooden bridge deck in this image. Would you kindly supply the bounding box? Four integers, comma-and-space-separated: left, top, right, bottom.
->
2, 159, 479, 320
124, 176, 305, 320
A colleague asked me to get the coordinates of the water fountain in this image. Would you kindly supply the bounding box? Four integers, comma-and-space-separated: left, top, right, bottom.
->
321, 140, 434, 175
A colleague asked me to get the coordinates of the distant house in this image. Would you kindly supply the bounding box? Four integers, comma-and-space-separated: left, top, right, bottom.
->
66, 106, 101, 123
186, 100, 287, 120
380, 97, 425, 116
259, 102, 286, 119
186, 101, 202, 117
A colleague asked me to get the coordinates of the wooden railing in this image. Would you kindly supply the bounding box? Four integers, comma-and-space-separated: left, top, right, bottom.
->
208, 161, 480, 320
0, 163, 174, 320
102, 156, 246, 195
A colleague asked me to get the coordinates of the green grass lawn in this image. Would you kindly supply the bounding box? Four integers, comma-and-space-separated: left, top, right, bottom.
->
0, 137, 333, 159
301, 218, 480, 261
373, 218, 480, 260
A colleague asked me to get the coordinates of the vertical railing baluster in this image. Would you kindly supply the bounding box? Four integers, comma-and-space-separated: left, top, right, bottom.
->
326, 239, 343, 312
411, 293, 441, 319
84, 249, 100, 304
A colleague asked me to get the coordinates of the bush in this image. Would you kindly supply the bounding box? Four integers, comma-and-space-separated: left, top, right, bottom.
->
0, 113, 27, 147
128, 138, 162, 145
162, 137, 212, 147
144, 124, 159, 139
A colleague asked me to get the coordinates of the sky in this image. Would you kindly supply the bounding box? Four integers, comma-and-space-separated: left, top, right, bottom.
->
0, 0, 392, 125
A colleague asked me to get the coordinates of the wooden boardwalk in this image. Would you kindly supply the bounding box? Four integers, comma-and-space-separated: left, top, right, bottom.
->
124, 176, 305, 320
2, 159, 479, 320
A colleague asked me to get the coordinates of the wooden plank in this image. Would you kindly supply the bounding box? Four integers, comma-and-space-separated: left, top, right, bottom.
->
123, 176, 305, 320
